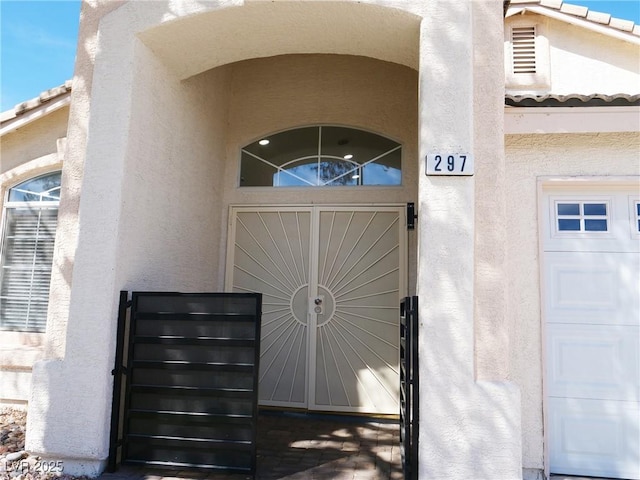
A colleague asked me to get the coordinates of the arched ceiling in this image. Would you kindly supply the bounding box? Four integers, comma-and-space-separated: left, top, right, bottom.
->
137, 2, 421, 79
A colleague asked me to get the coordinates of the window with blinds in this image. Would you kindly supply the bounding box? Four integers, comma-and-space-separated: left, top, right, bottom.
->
0, 171, 61, 332
512, 26, 537, 74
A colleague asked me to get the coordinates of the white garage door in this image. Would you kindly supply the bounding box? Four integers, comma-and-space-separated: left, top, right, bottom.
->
543, 185, 640, 480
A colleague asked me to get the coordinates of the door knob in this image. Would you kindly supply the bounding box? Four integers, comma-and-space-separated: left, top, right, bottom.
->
311, 295, 325, 314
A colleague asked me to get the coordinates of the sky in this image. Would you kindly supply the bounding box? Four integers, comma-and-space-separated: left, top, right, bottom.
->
1, 0, 639, 112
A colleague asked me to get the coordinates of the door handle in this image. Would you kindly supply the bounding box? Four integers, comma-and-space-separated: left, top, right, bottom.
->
311, 296, 324, 314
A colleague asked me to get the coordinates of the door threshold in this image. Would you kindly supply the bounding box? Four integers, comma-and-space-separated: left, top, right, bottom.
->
258, 407, 399, 424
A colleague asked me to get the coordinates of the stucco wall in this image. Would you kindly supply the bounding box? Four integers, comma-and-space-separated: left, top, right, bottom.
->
117, 44, 229, 292
506, 131, 640, 472
0, 107, 69, 174
547, 17, 640, 94
505, 12, 640, 94
224, 54, 418, 204
416, 1, 522, 478
28, 32, 231, 470
1, 114, 67, 405
27, 1, 523, 477
222, 54, 419, 290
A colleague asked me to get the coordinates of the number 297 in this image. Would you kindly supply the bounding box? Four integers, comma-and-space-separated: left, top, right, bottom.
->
426, 153, 473, 176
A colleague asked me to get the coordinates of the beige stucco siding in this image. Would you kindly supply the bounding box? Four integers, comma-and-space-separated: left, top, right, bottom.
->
0, 107, 69, 175
113, 52, 419, 294
116, 43, 230, 293
506, 131, 640, 471
0, 106, 69, 405
505, 12, 640, 95
546, 17, 640, 95
25, 1, 522, 477
221, 54, 418, 289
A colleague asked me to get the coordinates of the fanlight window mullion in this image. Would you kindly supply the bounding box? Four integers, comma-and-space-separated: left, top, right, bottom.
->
317, 126, 323, 186
239, 126, 401, 187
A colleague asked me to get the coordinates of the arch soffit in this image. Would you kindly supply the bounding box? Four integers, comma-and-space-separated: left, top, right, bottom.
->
136, 2, 421, 79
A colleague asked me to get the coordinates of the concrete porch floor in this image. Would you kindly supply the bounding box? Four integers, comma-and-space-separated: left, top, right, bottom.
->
99, 412, 403, 480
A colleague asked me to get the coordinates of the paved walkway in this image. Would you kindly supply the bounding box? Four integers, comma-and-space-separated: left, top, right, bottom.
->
100, 412, 402, 480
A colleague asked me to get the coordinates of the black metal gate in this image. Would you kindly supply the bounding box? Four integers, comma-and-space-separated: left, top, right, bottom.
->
400, 296, 419, 480
108, 291, 261, 474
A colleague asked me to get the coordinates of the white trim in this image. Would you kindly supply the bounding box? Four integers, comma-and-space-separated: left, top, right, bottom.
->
536, 179, 550, 480
0, 154, 62, 188
505, 106, 640, 134
538, 176, 640, 188
307, 207, 320, 412
0, 93, 71, 137
629, 196, 640, 238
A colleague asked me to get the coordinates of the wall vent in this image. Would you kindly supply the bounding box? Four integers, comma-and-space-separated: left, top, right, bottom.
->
512, 26, 537, 74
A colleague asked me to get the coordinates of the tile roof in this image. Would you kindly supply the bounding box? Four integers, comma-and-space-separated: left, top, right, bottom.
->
0, 81, 72, 123
3, 0, 639, 123
506, 93, 640, 107
506, 0, 640, 38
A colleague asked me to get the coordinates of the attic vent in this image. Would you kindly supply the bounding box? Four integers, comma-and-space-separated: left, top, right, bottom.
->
512, 26, 536, 74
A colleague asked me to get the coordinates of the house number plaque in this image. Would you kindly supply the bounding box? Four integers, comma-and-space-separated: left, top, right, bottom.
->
426, 153, 474, 176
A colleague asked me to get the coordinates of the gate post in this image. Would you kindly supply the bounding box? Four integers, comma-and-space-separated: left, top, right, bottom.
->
107, 291, 131, 472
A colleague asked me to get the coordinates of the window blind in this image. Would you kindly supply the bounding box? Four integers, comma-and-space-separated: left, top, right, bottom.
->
0, 207, 58, 331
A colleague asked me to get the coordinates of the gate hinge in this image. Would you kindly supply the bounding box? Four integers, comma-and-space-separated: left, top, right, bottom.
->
111, 366, 128, 376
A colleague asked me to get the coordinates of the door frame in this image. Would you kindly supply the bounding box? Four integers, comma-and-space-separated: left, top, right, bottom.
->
225, 203, 408, 413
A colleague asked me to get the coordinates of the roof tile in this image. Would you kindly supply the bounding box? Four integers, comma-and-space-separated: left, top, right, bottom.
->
539, 0, 562, 9
11, 81, 72, 116
505, 93, 640, 107
559, 2, 588, 17
585, 10, 611, 25
609, 17, 635, 32
506, 1, 640, 38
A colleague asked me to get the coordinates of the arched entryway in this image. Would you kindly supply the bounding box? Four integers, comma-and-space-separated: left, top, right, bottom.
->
28, 2, 421, 476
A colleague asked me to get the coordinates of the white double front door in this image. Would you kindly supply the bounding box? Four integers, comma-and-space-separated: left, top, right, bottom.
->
226, 205, 406, 415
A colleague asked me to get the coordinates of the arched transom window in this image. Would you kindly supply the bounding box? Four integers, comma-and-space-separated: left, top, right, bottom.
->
240, 126, 401, 187
0, 171, 61, 332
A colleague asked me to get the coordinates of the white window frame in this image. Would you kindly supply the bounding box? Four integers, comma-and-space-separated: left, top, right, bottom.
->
239, 125, 402, 188
629, 196, 640, 237
0, 171, 61, 333
549, 195, 614, 239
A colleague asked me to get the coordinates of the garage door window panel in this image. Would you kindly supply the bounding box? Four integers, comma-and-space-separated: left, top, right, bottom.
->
555, 200, 610, 233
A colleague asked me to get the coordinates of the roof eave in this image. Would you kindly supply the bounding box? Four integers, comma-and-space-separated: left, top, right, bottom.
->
506, 4, 640, 45
0, 91, 71, 137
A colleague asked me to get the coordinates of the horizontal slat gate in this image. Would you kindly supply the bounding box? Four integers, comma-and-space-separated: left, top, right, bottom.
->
110, 292, 261, 474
